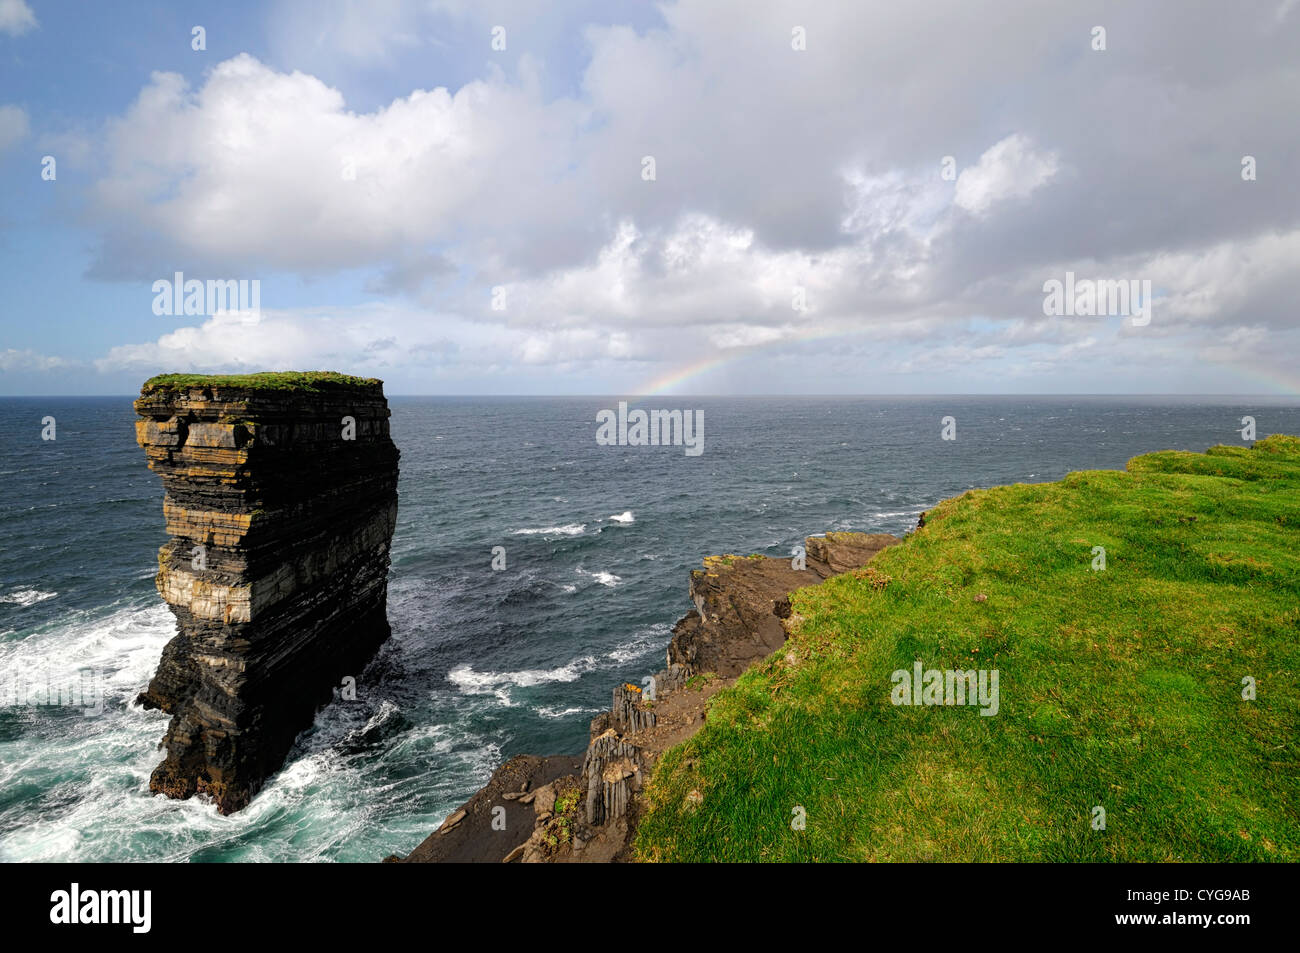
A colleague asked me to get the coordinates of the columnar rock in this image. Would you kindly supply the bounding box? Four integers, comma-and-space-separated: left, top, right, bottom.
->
611, 682, 656, 734
582, 730, 644, 826
133, 372, 400, 814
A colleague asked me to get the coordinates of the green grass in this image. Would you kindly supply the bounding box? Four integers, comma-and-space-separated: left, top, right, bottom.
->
635, 435, 1300, 862
141, 371, 381, 393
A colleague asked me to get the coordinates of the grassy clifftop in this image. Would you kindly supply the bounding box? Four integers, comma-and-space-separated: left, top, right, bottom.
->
142, 371, 382, 393
636, 435, 1300, 861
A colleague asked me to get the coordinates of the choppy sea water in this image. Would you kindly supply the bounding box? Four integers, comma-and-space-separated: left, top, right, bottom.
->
2, 395, 1298, 862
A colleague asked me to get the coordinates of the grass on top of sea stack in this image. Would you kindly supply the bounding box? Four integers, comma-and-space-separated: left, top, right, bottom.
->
142, 371, 382, 393
635, 435, 1300, 862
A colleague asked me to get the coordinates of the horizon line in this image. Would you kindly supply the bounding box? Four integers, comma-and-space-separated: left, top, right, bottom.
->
4, 392, 1300, 400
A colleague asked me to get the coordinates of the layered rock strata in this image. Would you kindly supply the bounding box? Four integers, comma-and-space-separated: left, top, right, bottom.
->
667, 532, 900, 676
134, 373, 399, 814
396, 531, 897, 863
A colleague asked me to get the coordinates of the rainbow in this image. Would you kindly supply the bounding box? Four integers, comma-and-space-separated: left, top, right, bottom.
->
629, 329, 1300, 397
630, 323, 866, 395
634, 352, 739, 396
1217, 360, 1300, 397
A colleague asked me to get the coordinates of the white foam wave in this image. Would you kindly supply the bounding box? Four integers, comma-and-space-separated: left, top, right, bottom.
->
0, 604, 213, 863
0, 600, 511, 863
535, 705, 604, 719
608, 511, 635, 524
511, 523, 585, 536
576, 568, 621, 587
605, 624, 670, 664
1, 588, 57, 607
352, 699, 401, 739
447, 656, 598, 705
0, 603, 174, 704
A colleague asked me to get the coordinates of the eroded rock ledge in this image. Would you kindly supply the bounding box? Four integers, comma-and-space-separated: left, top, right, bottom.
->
394, 531, 897, 863
134, 373, 399, 814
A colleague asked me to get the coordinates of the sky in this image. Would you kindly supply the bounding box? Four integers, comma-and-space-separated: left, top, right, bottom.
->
0, 0, 1298, 396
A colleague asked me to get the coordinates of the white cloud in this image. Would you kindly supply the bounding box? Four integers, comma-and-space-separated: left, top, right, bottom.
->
266, 0, 499, 69
0, 104, 29, 152
1199, 325, 1268, 362
60, 1, 1300, 393
0, 0, 36, 36
953, 134, 1060, 216
96, 307, 457, 372
91, 54, 585, 275
1, 348, 66, 371
278, 0, 423, 64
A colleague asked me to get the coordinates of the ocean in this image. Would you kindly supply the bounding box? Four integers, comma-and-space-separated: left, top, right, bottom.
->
2, 395, 1298, 862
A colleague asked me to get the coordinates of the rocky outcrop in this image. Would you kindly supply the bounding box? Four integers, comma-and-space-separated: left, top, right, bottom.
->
582, 729, 645, 827
397, 530, 898, 863
668, 532, 898, 676
390, 754, 584, 864
133, 372, 399, 814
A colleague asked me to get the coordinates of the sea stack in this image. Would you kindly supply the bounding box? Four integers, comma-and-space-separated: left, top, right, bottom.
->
133, 372, 400, 814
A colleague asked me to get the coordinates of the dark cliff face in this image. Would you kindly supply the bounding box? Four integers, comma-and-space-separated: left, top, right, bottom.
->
398, 531, 899, 863
133, 373, 399, 814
